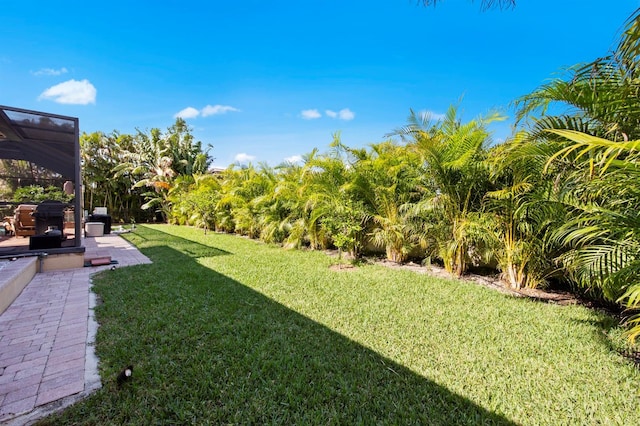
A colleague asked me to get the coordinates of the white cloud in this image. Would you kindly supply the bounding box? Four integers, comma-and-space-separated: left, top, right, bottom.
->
419, 110, 446, 122
325, 108, 355, 120
235, 153, 256, 163
175, 104, 240, 119
32, 67, 68, 76
38, 79, 96, 105
202, 104, 240, 116
338, 108, 355, 121
175, 107, 200, 119
284, 155, 303, 164
301, 109, 321, 120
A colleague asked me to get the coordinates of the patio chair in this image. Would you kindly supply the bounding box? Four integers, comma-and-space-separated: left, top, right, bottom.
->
13, 204, 37, 237
3, 216, 14, 236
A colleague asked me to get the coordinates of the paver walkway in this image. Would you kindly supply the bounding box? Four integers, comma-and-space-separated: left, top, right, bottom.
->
0, 233, 151, 425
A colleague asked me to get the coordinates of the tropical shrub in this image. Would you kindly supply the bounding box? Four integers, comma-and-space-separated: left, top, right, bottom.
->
13, 184, 73, 203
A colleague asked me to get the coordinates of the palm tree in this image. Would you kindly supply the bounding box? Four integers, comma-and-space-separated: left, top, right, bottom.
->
485, 133, 566, 289
542, 130, 640, 341
253, 163, 301, 245
512, 9, 640, 340
210, 168, 238, 233
216, 164, 273, 239
302, 135, 370, 259
346, 140, 423, 263
113, 119, 212, 222
165, 118, 211, 176
168, 174, 220, 233
81, 131, 144, 221
392, 105, 503, 275
515, 9, 640, 143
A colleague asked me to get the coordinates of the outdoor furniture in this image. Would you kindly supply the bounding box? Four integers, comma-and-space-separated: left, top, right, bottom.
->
3, 216, 14, 236
13, 204, 37, 237
88, 213, 111, 234
85, 222, 105, 237
29, 234, 62, 249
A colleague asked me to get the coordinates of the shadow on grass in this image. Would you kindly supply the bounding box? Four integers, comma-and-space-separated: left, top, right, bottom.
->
41, 228, 516, 425
123, 225, 231, 259
571, 311, 637, 360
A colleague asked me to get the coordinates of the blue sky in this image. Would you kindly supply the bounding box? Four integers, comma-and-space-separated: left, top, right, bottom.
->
2, 1, 638, 168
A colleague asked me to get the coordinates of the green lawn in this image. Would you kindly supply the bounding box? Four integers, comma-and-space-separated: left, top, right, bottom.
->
40, 225, 639, 425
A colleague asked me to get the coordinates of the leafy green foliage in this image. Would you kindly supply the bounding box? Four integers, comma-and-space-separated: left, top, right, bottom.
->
112, 118, 212, 221
391, 105, 503, 275
81, 118, 212, 222
513, 9, 640, 340
81, 131, 145, 222
12, 184, 73, 203
484, 133, 563, 289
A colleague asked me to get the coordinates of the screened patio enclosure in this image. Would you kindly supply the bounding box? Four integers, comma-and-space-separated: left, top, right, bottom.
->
0, 105, 83, 254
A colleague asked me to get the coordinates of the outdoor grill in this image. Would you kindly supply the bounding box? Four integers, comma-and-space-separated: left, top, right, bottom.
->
32, 200, 66, 236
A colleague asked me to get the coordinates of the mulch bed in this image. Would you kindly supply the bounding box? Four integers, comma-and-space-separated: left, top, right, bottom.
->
327, 250, 582, 305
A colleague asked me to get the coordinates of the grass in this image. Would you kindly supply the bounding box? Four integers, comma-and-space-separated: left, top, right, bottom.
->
39, 224, 639, 425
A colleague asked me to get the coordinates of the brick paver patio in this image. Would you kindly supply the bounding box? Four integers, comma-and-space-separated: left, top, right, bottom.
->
0, 233, 151, 424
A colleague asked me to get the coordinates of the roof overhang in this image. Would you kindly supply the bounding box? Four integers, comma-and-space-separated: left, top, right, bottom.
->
0, 105, 78, 179
0, 105, 82, 251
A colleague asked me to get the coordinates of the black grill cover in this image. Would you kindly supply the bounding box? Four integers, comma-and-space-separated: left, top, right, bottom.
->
33, 200, 66, 235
